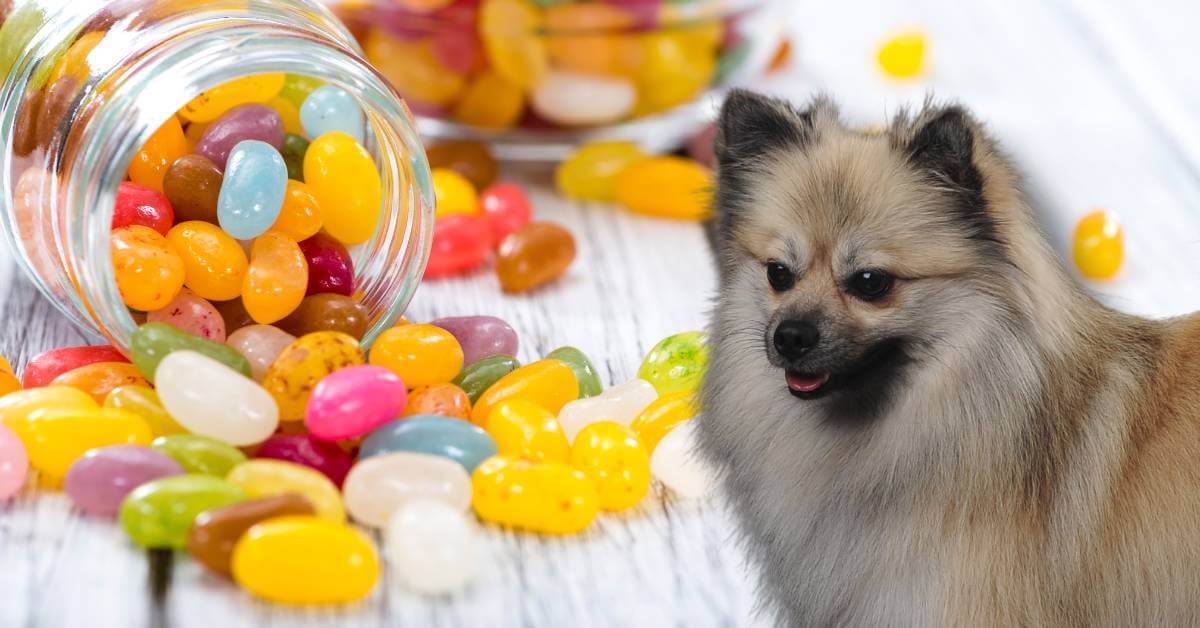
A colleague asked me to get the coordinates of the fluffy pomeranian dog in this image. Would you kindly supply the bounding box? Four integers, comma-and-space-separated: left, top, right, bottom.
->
698, 90, 1200, 626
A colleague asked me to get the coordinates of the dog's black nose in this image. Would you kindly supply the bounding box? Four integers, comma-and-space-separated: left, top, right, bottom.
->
774, 320, 819, 359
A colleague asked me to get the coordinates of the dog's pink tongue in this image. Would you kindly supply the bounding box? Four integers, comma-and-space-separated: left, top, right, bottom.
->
786, 372, 830, 393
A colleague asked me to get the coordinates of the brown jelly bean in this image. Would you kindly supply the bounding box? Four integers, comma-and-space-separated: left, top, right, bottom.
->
277, 294, 369, 340
186, 493, 315, 577
163, 154, 223, 224
35, 76, 79, 151
13, 87, 42, 157
496, 222, 576, 293
214, 297, 255, 333
425, 141, 497, 191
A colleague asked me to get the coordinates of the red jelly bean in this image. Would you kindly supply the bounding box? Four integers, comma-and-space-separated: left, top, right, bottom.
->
425, 215, 492, 278
22, 345, 130, 388
254, 433, 355, 487
298, 232, 354, 297
112, 182, 175, 235
480, 182, 532, 245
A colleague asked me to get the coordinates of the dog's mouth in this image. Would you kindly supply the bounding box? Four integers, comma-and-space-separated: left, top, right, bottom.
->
785, 371, 831, 398
782, 339, 909, 401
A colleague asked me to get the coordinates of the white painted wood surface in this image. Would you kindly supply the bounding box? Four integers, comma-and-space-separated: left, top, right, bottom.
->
2, 1, 1199, 626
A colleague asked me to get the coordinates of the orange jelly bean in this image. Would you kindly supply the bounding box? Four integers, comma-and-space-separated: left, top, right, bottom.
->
470, 358, 578, 426
543, 4, 638, 77
50, 362, 150, 403
495, 222, 576, 293
111, 225, 186, 312
243, 233, 308, 325
370, 325, 465, 390
404, 384, 472, 420
48, 31, 105, 86
0, 371, 19, 397
166, 221, 249, 302
365, 33, 465, 107
268, 180, 323, 242
128, 116, 189, 192
453, 72, 525, 130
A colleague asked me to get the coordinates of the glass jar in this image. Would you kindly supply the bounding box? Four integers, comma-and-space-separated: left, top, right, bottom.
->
0, 0, 434, 350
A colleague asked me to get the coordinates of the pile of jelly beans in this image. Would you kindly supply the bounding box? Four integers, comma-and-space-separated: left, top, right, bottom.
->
0, 319, 713, 603
556, 141, 714, 221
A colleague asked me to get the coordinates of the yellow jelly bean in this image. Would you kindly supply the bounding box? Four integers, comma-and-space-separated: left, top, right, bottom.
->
267, 96, 305, 137
128, 116, 189, 192
471, 456, 598, 534
111, 225, 186, 312
48, 31, 105, 86
877, 31, 927, 79
262, 332, 364, 422
1073, 209, 1123, 280
365, 33, 465, 107
243, 233, 308, 325
570, 421, 650, 511
632, 33, 715, 117
485, 399, 569, 463
630, 391, 698, 453
104, 384, 186, 437
18, 406, 152, 478
614, 156, 712, 221
431, 169, 480, 218
50, 362, 150, 404
303, 132, 382, 245
0, 371, 18, 397
184, 119, 211, 151
555, 141, 646, 202
480, 0, 549, 89
226, 460, 345, 522
470, 359, 578, 426
453, 72, 526, 130
268, 180, 323, 241
165, 221, 249, 302
180, 73, 286, 123
0, 356, 12, 374
369, 324, 464, 390
232, 515, 379, 605
0, 387, 97, 438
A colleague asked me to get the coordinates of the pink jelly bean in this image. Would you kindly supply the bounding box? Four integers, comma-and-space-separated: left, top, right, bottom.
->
22, 345, 130, 388
195, 104, 284, 170
424, 215, 491, 278
430, 315, 519, 366
480, 182, 532, 245
112, 182, 174, 235
255, 433, 355, 487
305, 365, 407, 441
225, 325, 296, 381
0, 423, 28, 500
146, 289, 226, 342
63, 445, 184, 516
298, 232, 354, 297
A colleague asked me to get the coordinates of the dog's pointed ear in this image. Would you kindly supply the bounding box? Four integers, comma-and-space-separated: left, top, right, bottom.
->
904, 106, 985, 200
714, 90, 827, 168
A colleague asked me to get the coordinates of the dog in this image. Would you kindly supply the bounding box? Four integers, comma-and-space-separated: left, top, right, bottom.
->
698, 90, 1200, 626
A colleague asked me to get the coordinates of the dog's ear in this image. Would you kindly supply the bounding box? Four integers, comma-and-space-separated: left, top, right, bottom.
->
714, 90, 828, 168
903, 106, 985, 207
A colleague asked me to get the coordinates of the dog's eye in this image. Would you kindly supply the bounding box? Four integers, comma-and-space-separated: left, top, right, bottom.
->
766, 261, 795, 292
847, 270, 894, 301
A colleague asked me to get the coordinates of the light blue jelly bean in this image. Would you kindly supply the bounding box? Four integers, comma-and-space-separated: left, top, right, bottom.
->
217, 140, 287, 240
359, 416, 497, 473
300, 86, 365, 144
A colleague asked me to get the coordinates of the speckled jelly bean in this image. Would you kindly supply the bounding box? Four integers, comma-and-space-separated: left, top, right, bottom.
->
425, 215, 493, 278
232, 515, 379, 604
342, 451, 471, 528
452, 354, 520, 403
104, 385, 186, 437
156, 351, 278, 446
179, 73, 286, 123
297, 232, 353, 296
303, 132, 382, 245
531, 71, 636, 126
17, 406, 152, 479
546, 346, 601, 398
242, 232, 307, 324
151, 434, 247, 476
226, 325, 296, 381
280, 134, 310, 182
485, 399, 569, 463
166, 221, 249, 301
432, 169, 480, 218
0, 423, 29, 499
188, 494, 315, 577
555, 141, 646, 202
254, 433, 354, 487
128, 116, 188, 192
196, 104, 284, 170
146, 289, 226, 342
631, 390, 698, 453
360, 415, 497, 473
426, 141, 497, 191
269, 181, 323, 242
570, 421, 650, 511
113, 182, 174, 235
1073, 209, 1123, 280
300, 86, 365, 143
470, 358, 578, 425
480, 182, 532, 243
217, 140, 288, 240
496, 222, 576, 293
650, 419, 714, 500
50, 362, 150, 403
638, 331, 708, 395
614, 156, 712, 221
558, 378, 657, 443
262, 332, 365, 422
471, 456, 598, 534
387, 497, 478, 594
403, 384, 472, 420
276, 294, 369, 340
226, 459, 345, 522
64, 445, 184, 516
163, 154, 223, 224
131, 322, 252, 383
119, 474, 246, 548
111, 225, 186, 312
370, 324, 464, 389
304, 365, 406, 441
431, 316, 518, 366
21, 346, 128, 388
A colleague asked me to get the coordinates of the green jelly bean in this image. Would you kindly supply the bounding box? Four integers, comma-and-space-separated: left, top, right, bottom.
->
131, 322, 252, 383
119, 474, 245, 548
278, 74, 324, 108
637, 331, 709, 395
546, 346, 602, 398
452, 354, 520, 403
151, 434, 247, 477
281, 133, 309, 182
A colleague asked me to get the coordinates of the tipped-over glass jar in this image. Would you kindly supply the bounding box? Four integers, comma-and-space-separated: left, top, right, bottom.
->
0, 0, 434, 350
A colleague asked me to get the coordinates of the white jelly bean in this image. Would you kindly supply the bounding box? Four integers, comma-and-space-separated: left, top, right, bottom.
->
386, 498, 478, 594
649, 419, 714, 500
155, 350, 279, 446
558, 379, 657, 443
342, 452, 471, 528
530, 71, 636, 127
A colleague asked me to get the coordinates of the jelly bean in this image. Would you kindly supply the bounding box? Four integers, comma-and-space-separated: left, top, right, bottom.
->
570, 421, 650, 511
452, 354, 520, 403
217, 140, 288, 240
304, 132, 382, 245
214, 298, 255, 333
479, 183, 533, 244
262, 332, 365, 422
432, 168, 480, 218
232, 515, 379, 604
300, 86, 365, 144
184, 119, 211, 150
113, 182, 174, 235
304, 365, 406, 441
630, 390, 697, 452
146, 289, 226, 341
496, 222, 576, 293
297, 232, 353, 296
22, 346, 128, 388
11, 88, 40, 157
638, 331, 708, 395
281, 133, 311, 184
365, 33, 466, 107
128, 116, 189, 192
614, 156, 712, 221
180, 73, 286, 123
0, 356, 12, 374
163, 155, 223, 224
47, 31, 104, 85
279, 74, 324, 108
426, 141, 498, 190
269, 181, 323, 242
151, 434, 247, 476
361, 416, 497, 473
687, 122, 717, 169
226, 325, 296, 381
0, 371, 18, 397
454, 71, 525, 129
470, 358, 578, 426
64, 445, 183, 516
267, 96, 305, 137
157, 351, 278, 446
546, 346, 601, 398
105, 385, 186, 437
111, 225, 186, 311
369, 324, 464, 389
254, 433, 354, 487
34, 76, 79, 150
558, 378, 656, 443
227, 459, 345, 521
430, 315, 518, 366
387, 498, 478, 594
532, 71, 636, 127
485, 400, 569, 463
277, 294, 369, 340
166, 221, 250, 301
0, 423, 28, 499
877, 31, 926, 79
50, 362, 150, 403
480, 0, 549, 89
555, 141, 646, 202
649, 419, 714, 500
119, 474, 246, 548
242, 233, 308, 324
342, 451, 471, 528
17, 407, 152, 479
543, 3, 638, 77
632, 32, 715, 116
0, 387, 97, 437
1073, 209, 1123, 280
403, 384, 471, 420
195, 104, 284, 170
131, 322, 252, 383
188, 494, 315, 577
471, 456, 598, 534
425, 215, 493, 278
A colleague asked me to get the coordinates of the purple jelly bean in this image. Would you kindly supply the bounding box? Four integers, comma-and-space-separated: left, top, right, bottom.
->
298, 232, 354, 297
64, 446, 184, 516
195, 104, 284, 170
430, 315, 519, 366
255, 433, 355, 487
305, 365, 407, 442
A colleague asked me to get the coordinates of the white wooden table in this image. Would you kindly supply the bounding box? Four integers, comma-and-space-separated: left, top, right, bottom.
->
2, 1, 1199, 625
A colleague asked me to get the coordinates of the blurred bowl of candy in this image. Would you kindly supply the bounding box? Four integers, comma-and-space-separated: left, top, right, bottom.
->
331, 0, 788, 160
